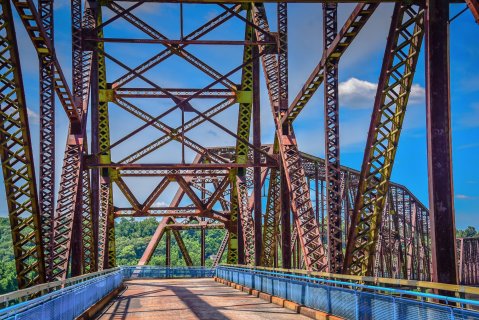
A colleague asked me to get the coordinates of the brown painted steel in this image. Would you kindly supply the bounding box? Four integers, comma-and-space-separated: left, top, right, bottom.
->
425, 0, 458, 286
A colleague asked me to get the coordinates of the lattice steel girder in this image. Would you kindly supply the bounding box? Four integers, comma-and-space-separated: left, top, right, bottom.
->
97, 180, 111, 270
229, 6, 256, 266
0, 0, 46, 288
344, 3, 425, 276
213, 231, 229, 267
252, 3, 327, 271
106, 190, 116, 268
49, 141, 84, 280
10, 0, 80, 125
47, 0, 97, 280
235, 7, 255, 167
81, 169, 96, 273
261, 166, 281, 267
283, 2, 378, 123
322, 2, 343, 273
236, 177, 255, 265
458, 238, 479, 285
38, 0, 55, 265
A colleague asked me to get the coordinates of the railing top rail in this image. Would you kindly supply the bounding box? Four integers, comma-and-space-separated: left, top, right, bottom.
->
218, 265, 479, 308
0, 267, 120, 305
0, 266, 214, 307
220, 264, 479, 296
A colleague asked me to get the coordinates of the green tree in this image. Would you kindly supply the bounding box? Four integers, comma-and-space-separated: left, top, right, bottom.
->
457, 226, 479, 238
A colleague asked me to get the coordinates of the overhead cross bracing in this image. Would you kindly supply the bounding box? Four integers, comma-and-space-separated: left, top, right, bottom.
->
0, 0, 477, 293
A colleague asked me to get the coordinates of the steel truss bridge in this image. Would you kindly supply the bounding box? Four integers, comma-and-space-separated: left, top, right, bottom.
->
0, 0, 479, 312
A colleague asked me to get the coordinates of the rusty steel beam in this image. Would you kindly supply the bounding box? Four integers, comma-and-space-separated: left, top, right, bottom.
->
172, 228, 193, 266
0, 0, 46, 288
466, 0, 479, 23
138, 217, 171, 265
323, 2, 342, 273
38, 0, 55, 267
80, 169, 96, 273
253, 3, 326, 271
236, 177, 255, 265
425, 0, 457, 286
261, 164, 281, 267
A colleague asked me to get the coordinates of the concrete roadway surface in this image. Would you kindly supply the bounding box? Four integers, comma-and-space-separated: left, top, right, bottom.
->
94, 278, 311, 320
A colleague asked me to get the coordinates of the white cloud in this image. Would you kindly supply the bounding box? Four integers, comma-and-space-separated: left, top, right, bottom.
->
153, 201, 168, 207
456, 194, 477, 200
27, 108, 40, 125
338, 77, 425, 109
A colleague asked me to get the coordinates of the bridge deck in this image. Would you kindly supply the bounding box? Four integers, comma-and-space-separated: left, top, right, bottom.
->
94, 278, 310, 320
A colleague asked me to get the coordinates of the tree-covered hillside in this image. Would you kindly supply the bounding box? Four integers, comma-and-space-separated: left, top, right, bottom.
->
0, 217, 226, 295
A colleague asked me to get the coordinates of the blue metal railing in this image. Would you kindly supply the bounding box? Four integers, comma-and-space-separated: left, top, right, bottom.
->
0, 266, 214, 320
3, 265, 478, 320
216, 266, 479, 320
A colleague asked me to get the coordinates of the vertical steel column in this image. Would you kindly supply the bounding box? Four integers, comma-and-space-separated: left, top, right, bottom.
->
0, 0, 46, 287
425, 0, 457, 285
281, 168, 292, 269
201, 227, 206, 266
278, 2, 292, 270
97, 180, 110, 270
253, 40, 262, 266
231, 6, 255, 265
71, 174, 83, 277
81, 169, 95, 273
106, 192, 116, 267
38, 0, 55, 273
261, 159, 281, 267
95, 4, 115, 269
165, 230, 171, 266
69, 0, 83, 278
322, 2, 342, 273
90, 0, 100, 271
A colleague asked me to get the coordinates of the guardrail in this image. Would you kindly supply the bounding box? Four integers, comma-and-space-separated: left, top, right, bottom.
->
0, 266, 214, 320
223, 264, 479, 299
216, 265, 479, 320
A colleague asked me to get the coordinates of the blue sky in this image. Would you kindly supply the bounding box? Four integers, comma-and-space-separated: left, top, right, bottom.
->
1, 2, 478, 230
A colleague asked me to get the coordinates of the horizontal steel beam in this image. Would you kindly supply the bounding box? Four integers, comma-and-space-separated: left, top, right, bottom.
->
114, 88, 235, 99
87, 163, 278, 170
87, 37, 276, 46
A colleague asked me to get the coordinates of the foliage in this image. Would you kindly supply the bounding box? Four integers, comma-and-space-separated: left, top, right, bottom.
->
456, 226, 479, 238
0, 217, 226, 295
0, 217, 17, 294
